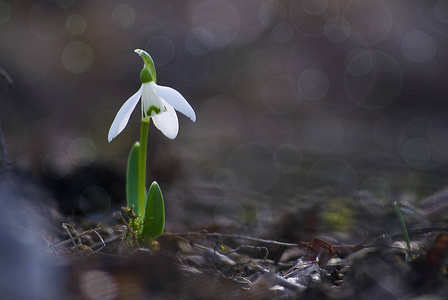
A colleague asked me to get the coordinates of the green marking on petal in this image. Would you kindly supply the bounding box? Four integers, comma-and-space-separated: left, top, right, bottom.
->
146, 105, 161, 117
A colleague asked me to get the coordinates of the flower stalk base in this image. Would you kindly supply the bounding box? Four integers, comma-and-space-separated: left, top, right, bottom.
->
138, 119, 150, 218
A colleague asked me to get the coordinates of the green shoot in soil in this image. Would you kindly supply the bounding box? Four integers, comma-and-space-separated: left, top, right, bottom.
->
394, 201, 412, 260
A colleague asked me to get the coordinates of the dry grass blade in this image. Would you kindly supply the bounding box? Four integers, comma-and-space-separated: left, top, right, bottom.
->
163, 232, 298, 247
58, 223, 106, 256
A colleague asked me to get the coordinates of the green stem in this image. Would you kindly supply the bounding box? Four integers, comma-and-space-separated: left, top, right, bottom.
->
394, 201, 412, 260
138, 119, 150, 219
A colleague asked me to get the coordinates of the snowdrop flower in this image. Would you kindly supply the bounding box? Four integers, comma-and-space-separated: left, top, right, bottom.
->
108, 49, 196, 142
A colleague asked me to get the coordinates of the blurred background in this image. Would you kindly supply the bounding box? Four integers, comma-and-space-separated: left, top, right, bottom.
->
1, 0, 448, 239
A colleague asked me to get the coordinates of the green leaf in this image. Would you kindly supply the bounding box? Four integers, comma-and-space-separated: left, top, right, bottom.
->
142, 181, 165, 240
394, 201, 412, 260
126, 142, 140, 214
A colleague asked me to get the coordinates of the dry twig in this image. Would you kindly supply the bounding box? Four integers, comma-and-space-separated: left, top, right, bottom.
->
254, 265, 306, 293
62, 223, 83, 255
163, 232, 298, 247
58, 223, 106, 255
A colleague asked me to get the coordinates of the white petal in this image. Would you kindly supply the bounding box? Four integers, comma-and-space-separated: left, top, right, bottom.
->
150, 82, 196, 122
108, 86, 143, 142
141, 82, 164, 118
152, 102, 179, 139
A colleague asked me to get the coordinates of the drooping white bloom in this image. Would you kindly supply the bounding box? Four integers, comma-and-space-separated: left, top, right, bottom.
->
108, 49, 196, 142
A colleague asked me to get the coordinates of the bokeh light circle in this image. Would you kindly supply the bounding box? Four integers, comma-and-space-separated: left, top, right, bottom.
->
273, 144, 303, 174
301, 0, 328, 15
42, 151, 71, 180
112, 4, 135, 28
145, 36, 175, 66
0, 1, 11, 25
415, 0, 448, 37
344, 51, 402, 109
401, 138, 431, 168
324, 16, 351, 43
68, 138, 97, 167
228, 142, 279, 193
65, 14, 87, 35
192, 0, 240, 48
272, 22, 294, 43
298, 68, 329, 101
401, 31, 436, 63
259, 0, 286, 28
79, 186, 111, 219
185, 27, 214, 55
343, 0, 392, 45
345, 49, 373, 77
399, 117, 447, 171
262, 75, 301, 114
399, 117, 431, 144
435, 0, 448, 23
62, 42, 94, 73
289, 0, 340, 37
